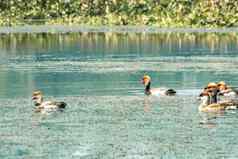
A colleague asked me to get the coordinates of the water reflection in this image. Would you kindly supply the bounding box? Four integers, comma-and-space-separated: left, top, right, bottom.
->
1, 32, 238, 57
143, 96, 152, 113
198, 110, 229, 129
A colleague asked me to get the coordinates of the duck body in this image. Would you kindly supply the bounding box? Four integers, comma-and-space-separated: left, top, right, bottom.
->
35, 101, 67, 112
217, 81, 238, 99
142, 75, 176, 96
199, 100, 238, 112
146, 87, 176, 96
32, 91, 67, 113
199, 101, 238, 112
199, 89, 238, 112
199, 103, 226, 112
219, 89, 238, 98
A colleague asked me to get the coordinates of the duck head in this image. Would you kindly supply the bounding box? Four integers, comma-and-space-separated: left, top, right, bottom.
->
207, 82, 218, 91
199, 87, 218, 105
32, 91, 43, 106
217, 81, 228, 91
141, 75, 151, 86
141, 75, 151, 95
198, 82, 217, 100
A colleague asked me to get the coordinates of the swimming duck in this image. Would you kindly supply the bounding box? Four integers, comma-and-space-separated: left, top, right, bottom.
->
201, 82, 219, 103
141, 75, 176, 96
199, 82, 225, 103
217, 81, 238, 98
198, 89, 238, 112
32, 91, 67, 113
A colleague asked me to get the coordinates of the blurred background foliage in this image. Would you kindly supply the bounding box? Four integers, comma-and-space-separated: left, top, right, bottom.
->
1, 0, 238, 27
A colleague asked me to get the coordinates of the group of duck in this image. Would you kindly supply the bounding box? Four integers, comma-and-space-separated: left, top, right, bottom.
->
198, 81, 238, 112
31, 75, 238, 113
141, 75, 238, 112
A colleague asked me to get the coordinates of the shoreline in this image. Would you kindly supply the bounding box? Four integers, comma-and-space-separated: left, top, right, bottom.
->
1, 25, 238, 34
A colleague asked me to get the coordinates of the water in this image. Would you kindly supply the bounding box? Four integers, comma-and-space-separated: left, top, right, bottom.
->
1, 31, 238, 158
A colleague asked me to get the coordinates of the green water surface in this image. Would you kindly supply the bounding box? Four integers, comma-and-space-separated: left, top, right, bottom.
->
1, 32, 238, 159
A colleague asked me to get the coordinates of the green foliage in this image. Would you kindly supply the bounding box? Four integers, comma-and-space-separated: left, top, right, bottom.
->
1, 0, 238, 27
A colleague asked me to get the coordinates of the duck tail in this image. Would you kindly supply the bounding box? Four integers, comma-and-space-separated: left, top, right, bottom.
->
56, 102, 67, 109
165, 89, 176, 96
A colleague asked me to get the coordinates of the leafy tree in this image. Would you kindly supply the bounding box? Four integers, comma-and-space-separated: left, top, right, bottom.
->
1, 0, 238, 27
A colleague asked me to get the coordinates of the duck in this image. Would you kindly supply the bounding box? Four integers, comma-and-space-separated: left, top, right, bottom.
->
217, 81, 238, 98
198, 89, 238, 112
200, 82, 219, 103
141, 75, 176, 96
32, 91, 67, 113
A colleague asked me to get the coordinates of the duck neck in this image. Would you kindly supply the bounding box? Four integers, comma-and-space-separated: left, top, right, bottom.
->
209, 89, 218, 104
145, 82, 151, 95
209, 94, 217, 104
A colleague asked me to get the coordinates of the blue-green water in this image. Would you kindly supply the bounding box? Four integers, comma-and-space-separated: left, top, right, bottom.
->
1, 32, 238, 158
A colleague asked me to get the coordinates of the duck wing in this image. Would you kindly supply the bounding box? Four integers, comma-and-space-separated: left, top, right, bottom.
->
54, 102, 67, 109
165, 89, 176, 96
150, 88, 176, 96
41, 101, 67, 109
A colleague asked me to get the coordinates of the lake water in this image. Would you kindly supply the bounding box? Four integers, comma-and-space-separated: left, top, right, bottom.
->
1, 31, 238, 158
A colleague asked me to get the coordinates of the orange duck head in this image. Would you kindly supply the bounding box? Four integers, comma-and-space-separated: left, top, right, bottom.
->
141, 75, 151, 86
217, 81, 228, 91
